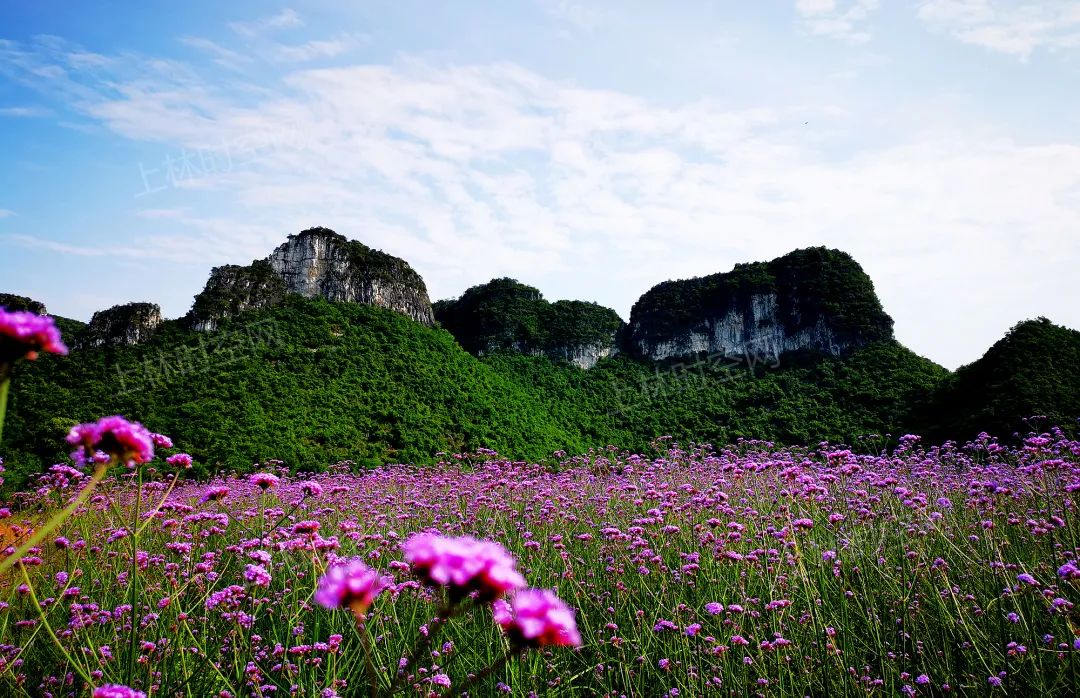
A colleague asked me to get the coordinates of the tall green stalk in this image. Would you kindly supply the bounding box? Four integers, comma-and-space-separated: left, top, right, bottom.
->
0, 372, 10, 446
127, 468, 143, 685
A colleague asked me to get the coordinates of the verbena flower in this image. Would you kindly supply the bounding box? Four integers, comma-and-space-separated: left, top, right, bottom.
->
404, 533, 525, 601
315, 559, 389, 617
166, 453, 193, 469
200, 486, 230, 503
493, 588, 582, 648
0, 308, 68, 364
150, 433, 173, 448
250, 472, 280, 489
66, 416, 155, 468
244, 563, 272, 588
92, 685, 146, 698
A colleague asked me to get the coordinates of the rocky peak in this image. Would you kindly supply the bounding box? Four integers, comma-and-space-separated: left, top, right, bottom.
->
186, 227, 434, 331
77, 302, 163, 349
626, 247, 894, 362
434, 278, 624, 369
0, 293, 47, 315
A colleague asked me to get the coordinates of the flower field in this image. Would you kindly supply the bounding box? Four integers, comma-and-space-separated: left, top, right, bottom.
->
3, 432, 1080, 696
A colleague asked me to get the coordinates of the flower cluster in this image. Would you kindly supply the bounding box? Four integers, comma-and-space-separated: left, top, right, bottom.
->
315, 559, 390, 618
66, 415, 157, 468
493, 589, 582, 648
404, 533, 526, 600
92, 685, 146, 698
0, 308, 68, 365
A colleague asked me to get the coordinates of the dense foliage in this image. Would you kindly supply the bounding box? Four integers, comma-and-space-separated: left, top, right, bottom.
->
628, 247, 895, 348
434, 278, 624, 354
921, 318, 1080, 441
186, 259, 287, 328
4, 296, 954, 490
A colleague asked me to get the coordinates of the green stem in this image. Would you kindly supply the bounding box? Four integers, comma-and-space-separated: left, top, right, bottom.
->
389, 601, 456, 695
0, 463, 109, 575
19, 562, 96, 687
358, 621, 379, 698
127, 468, 143, 684
0, 371, 10, 446
444, 647, 521, 698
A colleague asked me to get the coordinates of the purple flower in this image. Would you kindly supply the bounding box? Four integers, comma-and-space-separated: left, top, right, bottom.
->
244, 563, 271, 588
67, 416, 155, 468
493, 588, 582, 648
150, 433, 173, 449
0, 309, 68, 364
92, 685, 146, 698
315, 560, 389, 616
1058, 562, 1080, 580
250, 472, 280, 489
404, 533, 525, 601
428, 674, 451, 688
1017, 573, 1037, 586
705, 602, 723, 615
166, 453, 193, 469
200, 486, 230, 503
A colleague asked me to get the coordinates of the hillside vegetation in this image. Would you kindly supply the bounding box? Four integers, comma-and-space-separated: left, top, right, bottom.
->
3, 296, 956, 490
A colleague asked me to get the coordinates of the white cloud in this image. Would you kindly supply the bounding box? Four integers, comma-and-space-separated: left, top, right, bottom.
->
3, 37, 1079, 368
918, 0, 1080, 58
179, 36, 253, 71
536, 0, 610, 32
228, 9, 303, 38
795, 0, 881, 43
0, 106, 49, 117
0, 209, 14, 218
270, 35, 364, 63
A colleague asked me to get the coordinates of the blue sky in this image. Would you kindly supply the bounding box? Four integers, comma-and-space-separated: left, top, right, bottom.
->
1, 1, 1079, 369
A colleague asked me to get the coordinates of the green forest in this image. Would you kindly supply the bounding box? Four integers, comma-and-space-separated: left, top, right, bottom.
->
6, 292, 1075, 493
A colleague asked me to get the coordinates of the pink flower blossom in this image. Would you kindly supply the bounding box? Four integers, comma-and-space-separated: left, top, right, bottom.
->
404, 533, 525, 600
493, 588, 582, 648
315, 559, 389, 616
166, 453, 193, 469
250, 472, 280, 489
200, 486, 230, 503
67, 416, 155, 468
93, 685, 146, 698
244, 564, 271, 588
0, 308, 68, 363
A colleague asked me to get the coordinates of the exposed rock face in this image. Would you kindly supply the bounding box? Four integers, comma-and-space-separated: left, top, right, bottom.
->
626, 247, 894, 363
78, 302, 163, 349
434, 278, 624, 369
0, 293, 46, 315
186, 227, 434, 331
187, 261, 288, 333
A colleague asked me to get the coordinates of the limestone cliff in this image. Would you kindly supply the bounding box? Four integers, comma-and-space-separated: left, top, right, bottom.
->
186, 227, 434, 331
77, 302, 163, 349
434, 278, 624, 369
626, 247, 894, 362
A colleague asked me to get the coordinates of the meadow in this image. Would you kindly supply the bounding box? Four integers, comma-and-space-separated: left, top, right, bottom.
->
2, 431, 1080, 697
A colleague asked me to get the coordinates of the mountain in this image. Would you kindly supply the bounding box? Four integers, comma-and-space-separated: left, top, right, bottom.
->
2, 233, 1076, 492
185, 227, 434, 332
626, 247, 894, 362
921, 318, 1080, 441
77, 302, 163, 349
0, 293, 46, 315
433, 278, 624, 369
